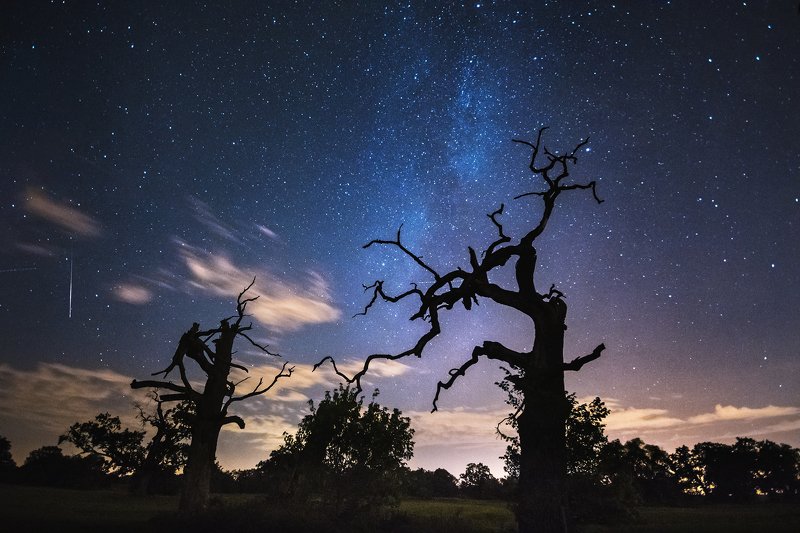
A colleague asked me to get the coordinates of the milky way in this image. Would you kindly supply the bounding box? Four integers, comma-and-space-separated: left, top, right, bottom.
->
1, 1, 798, 475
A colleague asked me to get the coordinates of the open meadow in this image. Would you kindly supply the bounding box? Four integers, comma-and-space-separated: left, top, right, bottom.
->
2, 484, 799, 532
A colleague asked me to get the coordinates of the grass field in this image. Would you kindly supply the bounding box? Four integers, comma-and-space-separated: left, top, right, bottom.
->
2, 484, 798, 532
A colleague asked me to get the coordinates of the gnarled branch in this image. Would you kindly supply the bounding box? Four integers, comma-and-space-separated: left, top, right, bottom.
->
563, 343, 606, 371
432, 341, 525, 412
226, 361, 293, 408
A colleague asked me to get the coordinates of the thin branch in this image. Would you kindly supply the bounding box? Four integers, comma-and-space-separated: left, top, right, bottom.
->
234, 277, 258, 328
353, 280, 423, 318
559, 180, 604, 204
226, 361, 293, 407
485, 204, 512, 257
315, 311, 443, 395
512, 190, 547, 200
496, 400, 525, 440
364, 225, 441, 281
238, 331, 280, 357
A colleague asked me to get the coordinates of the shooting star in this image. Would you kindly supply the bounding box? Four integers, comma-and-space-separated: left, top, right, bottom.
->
69, 250, 73, 319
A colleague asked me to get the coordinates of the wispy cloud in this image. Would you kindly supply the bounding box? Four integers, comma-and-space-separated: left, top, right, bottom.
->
0, 362, 145, 465
24, 188, 102, 237
256, 224, 280, 241
687, 404, 800, 424
189, 196, 241, 243
606, 407, 685, 431
407, 407, 507, 447
113, 283, 153, 305
605, 402, 800, 433
179, 245, 341, 331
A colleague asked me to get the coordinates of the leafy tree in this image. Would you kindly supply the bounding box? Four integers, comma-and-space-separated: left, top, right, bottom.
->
600, 438, 680, 504
19, 445, 105, 488
692, 439, 758, 501
131, 281, 293, 513
59, 412, 145, 476
460, 462, 501, 499
266, 385, 414, 512
501, 392, 609, 482
0, 435, 16, 481
317, 128, 606, 532
670, 444, 708, 496
753, 439, 800, 498
403, 467, 460, 498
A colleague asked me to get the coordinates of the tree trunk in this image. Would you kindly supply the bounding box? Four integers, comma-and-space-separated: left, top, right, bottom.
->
179, 418, 220, 513
516, 324, 569, 533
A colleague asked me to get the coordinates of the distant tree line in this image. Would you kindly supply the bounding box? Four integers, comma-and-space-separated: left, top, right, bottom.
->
1, 391, 798, 517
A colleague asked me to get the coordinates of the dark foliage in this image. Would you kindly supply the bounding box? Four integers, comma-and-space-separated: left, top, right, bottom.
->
59, 412, 146, 476
460, 462, 503, 499
261, 385, 414, 514
673, 438, 800, 501
0, 435, 16, 482
500, 390, 609, 481
131, 397, 193, 495
18, 445, 107, 488
402, 467, 460, 498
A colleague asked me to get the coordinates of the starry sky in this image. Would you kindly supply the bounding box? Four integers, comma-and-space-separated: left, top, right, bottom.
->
1, 1, 799, 477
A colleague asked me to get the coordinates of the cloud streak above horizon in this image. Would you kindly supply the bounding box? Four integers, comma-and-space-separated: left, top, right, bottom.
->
24, 188, 102, 237
178, 244, 341, 331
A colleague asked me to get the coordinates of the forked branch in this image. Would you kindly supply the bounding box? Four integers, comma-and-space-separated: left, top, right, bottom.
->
364, 225, 441, 281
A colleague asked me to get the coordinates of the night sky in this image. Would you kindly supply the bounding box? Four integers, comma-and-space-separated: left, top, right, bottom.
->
1, 1, 799, 477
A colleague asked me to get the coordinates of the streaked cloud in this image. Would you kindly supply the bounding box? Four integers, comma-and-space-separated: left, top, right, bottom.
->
606, 407, 685, 431
0, 363, 142, 433
113, 283, 153, 305
256, 224, 280, 241
407, 407, 507, 447
189, 196, 241, 243
24, 188, 102, 237
2, 358, 796, 473
180, 245, 341, 331
605, 402, 800, 433
687, 404, 800, 424
16, 242, 56, 257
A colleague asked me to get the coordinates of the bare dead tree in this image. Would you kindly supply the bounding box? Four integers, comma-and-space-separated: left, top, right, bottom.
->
316, 128, 606, 533
132, 280, 293, 514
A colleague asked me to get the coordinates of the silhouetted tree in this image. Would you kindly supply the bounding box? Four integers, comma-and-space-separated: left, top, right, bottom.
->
460, 462, 501, 499
693, 439, 758, 501
59, 412, 145, 476
670, 444, 708, 496
753, 439, 800, 499
131, 280, 293, 514
403, 467, 460, 498
131, 394, 193, 494
316, 128, 605, 532
19, 445, 105, 488
0, 435, 16, 482
600, 438, 680, 504
265, 385, 414, 513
